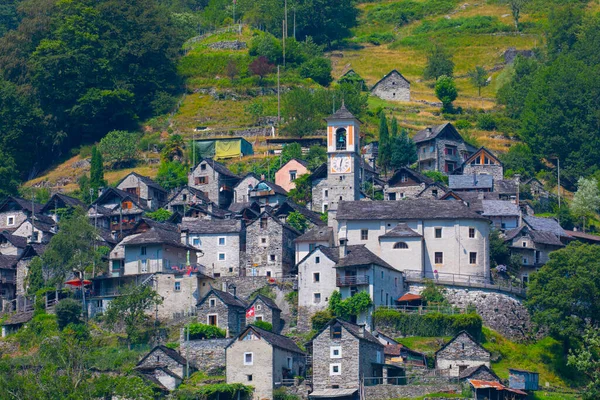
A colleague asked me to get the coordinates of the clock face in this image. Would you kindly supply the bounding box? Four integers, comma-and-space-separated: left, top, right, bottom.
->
330, 154, 352, 174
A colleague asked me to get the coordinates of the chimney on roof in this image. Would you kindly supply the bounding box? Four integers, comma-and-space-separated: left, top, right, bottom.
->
261, 174, 265, 180
339, 238, 348, 259
111, 230, 118, 242
478, 192, 484, 200
426, 127, 432, 137
358, 324, 366, 337
473, 174, 477, 186
207, 203, 213, 214
180, 230, 188, 245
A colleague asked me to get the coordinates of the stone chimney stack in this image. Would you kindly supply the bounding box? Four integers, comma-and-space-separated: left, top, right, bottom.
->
339, 238, 348, 259
180, 229, 188, 245
358, 324, 365, 337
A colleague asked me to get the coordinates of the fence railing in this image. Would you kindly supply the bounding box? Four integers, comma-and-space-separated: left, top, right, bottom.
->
337, 275, 370, 286
403, 270, 526, 297
378, 304, 467, 315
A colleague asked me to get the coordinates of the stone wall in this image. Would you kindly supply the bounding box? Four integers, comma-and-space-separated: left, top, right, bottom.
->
371, 72, 410, 102
435, 332, 490, 377
139, 347, 186, 378
179, 334, 233, 375
463, 164, 504, 182
409, 284, 533, 342
207, 40, 247, 50
364, 383, 460, 400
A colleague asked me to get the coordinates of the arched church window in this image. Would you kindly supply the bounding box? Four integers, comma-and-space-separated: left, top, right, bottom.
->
336, 128, 347, 150
393, 242, 409, 249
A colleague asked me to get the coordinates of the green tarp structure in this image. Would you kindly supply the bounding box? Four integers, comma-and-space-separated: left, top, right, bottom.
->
192, 138, 253, 160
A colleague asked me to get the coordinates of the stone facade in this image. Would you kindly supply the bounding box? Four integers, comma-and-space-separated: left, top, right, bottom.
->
247, 296, 282, 333
189, 159, 240, 209
415, 124, 474, 174
435, 332, 490, 377
364, 384, 460, 400
462, 148, 504, 182
0, 209, 29, 231
234, 174, 261, 203
179, 336, 233, 374
244, 213, 299, 277
311, 321, 384, 392
310, 177, 328, 213
196, 293, 246, 338
137, 346, 188, 379
370, 70, 410, 102
207, 40, 247, 50
416, 183, 448, 199
117, 173, 167, 211
184, 230, 244, 278
154, 274, 201, 319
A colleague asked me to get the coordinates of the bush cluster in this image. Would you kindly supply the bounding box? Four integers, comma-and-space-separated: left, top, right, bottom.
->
373, 308, 482, 338
187, 323, 226, 340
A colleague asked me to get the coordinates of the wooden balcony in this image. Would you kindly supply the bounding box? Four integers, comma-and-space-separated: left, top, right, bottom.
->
336, 275, 369, 286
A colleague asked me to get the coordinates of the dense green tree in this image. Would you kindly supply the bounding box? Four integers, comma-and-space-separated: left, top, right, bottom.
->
306, 145, 327, 170
390, 116, 398, 139
468, 66, 488, 97
105, 284, 163, 346
500, 143, 535, 178
161, 134, 185, 162
287, 173, 312, 206
156, 160, 188, 190
571, 177, 600, 232
489, 229, 510, 268
435, 75, 458, 113
281, 142, 303, 165
145, 208, 173, 222
390, 129, 417, 170
287, 211, 309, 233
0, 1, 20, 37
299, 57, 333, 86
248, 32, 282, 64
568, 326, 600, 400
547, 5, 584, 61
295, 0, 359, 46
0, 147, 19, 198
55, 299, 82, 330
98, 130, 139, 168
423, 43, 454, 80
526, 242, 600, 346
377, 111, 390, 175
89, 146, 105, 192
26, 256, 45, 295
496, 56, 539, 119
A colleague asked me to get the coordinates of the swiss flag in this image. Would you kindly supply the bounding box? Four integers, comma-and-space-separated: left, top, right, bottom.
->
246, 306, 255, 318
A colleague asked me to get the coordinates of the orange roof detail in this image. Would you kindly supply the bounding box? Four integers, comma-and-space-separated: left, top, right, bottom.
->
398, 293, 422, 302
469, 380, 528, 396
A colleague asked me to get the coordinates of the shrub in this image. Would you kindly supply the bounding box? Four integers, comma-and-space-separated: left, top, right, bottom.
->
373, 309, 483, 338
55, 298, 82, 330
299, 57, 332, 86
420, 280, 447, 305
252, 320, 273, 331
311, 310, 334, 331
329, 291, 373, 319
187, 323, 226, 340
477, 113, 497, 130
273, 387, 300, 400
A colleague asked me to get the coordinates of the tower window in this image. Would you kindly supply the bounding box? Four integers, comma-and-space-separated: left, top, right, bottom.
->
336, 128, 347, 151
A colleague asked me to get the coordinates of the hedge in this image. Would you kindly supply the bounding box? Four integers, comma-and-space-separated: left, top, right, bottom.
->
373, 308, 482, 339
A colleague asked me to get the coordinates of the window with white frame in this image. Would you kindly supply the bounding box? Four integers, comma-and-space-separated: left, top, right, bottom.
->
218, 253, 226, 261
174, 281, 181, 292
209, 298, 216, 307
244, 352, 253, 365
435, 228, 442, 238
313, 272, 320, 283
218, 237, 226, 246
330, 363, 342, 375
287, 357, 293, 369
330, 346, 342, 358
6, 216, 15, 226
313, 293, 321, 304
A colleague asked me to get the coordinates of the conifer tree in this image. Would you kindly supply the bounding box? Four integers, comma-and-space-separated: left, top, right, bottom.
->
390, 116, 399, 139
391, 129, 418, 170
90, 146, 105, 195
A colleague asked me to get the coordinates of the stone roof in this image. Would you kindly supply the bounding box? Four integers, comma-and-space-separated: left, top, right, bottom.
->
121, 221, 189, 249
275, 201, 326, 227
564, 230, 600, 242
42, 193, 86, 212
387, 167, 433, 186
435, 331, 489, 356
412, 123, 461, 144
249, 294, 281, 311
506, 225, 564, 248
252, 180, 288, 196
309, 163, 328, 181
138, 345, 188, 367
336, 245, 395, 270
379, 223, 422, 238
336, 199, 487, 221
247, 210, 301, 236
481, 200, 520, 217
524, 216, 568, 237
235, 325, 304, 354
371, 69, 411, 91
295, 226, 333, 242
197, 158, 240, 179
199, 288, 248, 309
494, 179, 517, 194
449, 174, 493, 190
0, 196, 43, 214
93, 187, 149, 211
325, 104, 357, 121
167, 186, 211, 205
336, 319, 381, 345
228, 201, 259, 213
233, 172, 261, 189
0, 254, 19, 269
120, 172, 166, 193
0, 232, 28, 248
2, 311, 33, 326
180, 219, 242, 235
460, 364, 500, 381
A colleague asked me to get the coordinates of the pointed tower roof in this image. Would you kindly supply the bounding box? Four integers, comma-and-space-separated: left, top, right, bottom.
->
325, 104, 360, 122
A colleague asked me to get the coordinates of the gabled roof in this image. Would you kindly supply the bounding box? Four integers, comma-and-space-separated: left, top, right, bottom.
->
233, 172, 261, 189
336, 199, 488, 221
296, 245, 340, 268
398, 293, 422, 302
41, 193, 86, 213
0, 196, 43, 214
279, 158, 309, 170
310, 318, 381, 346
295, 226, 333, 243
198, 288, 248, 308
229, 325, 304, 354
228, 201, 260, 214
416, 182, 449, 198
0, 232, 28, 248
179, 219, 242, 235
166, 186, 211, 205
413, 123, 462, 144
93, 187, 148, 211
524, 215, 568, 237
481, 200, 520, 217
460, 364, 501, 381
0, 254, 19, 269
137, 345, 188, 367
118, 172, 166, 193
248, 294, 281, 311
462, 147, 502, 167
371, 69, 411, 91
379, 223, 422, 238
135, 364, 183, 381
507, 227, 564, 247
336, 244, 395, 270
435, 331, 490, 356
246, 210, 301, 236
325, 104, 359, 122
251, 180, 288, 196
449, 174, 493, 191
494, 179, 517, 194
387, 167, 433, 187
275, 201, 325, 227
194, 158, 240, 179
120, 219, 190, 249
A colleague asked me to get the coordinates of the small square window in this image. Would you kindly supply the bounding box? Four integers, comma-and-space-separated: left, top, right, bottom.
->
469, 252, 477, 264
218, 237, 226, 246
469, 228, 475, 238
435, 252, 443, 264
218, 253, 226, 261
435, 228, 442, 238
331, 325, 342, 339
200, 164, 207, 171
266, 271, 272, 277
141, 246, 147, 256
261, 237, 267, 245
269, 254, 276, 262
314, 293, 321, 304
6, 216, 15, 226
432, 189, 438, 197
193, 238, 200, 246
174, 281, 181, 292
361, 229, 368, 241
209, 299, 216, 307
244, 352, 253, 365
330, 363, 342, 375
247, 374, 253, 381
314, 273, 320, 282
315, 256, 320, 264
522, 241, 527, 247
330, 346, 342, 358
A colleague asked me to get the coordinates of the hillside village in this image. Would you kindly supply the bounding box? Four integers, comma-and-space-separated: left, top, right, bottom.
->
2, 0, 600, 399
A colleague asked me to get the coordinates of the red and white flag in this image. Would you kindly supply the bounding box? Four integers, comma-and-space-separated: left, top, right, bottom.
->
246, 306, 255, 318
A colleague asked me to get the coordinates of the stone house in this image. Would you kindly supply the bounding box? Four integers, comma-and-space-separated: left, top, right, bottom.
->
274, 200, 326, 231
460, 147, 504, 182
372, 331, 427, 367
226, 325, 305, 400
307, 318, 384, 398
295, 226, 334, 263
180, 219, 245, 278
481, 200, 520, 231
522, 178, 551, 201
228, 201, 261, 221
197, 288, 248, 337
246, 294, 282, 333
416, 182, 450, 199
309, 163, 328, 213
0, 196, 44, 231
233, 173, 261, 203
335, 244, 405, 327
136, 345, 190, 390
244, 211, 300, 277
0, 254, 19, 305
297, 246, 339, 320
248, 180, 288, 208
11, 215, 56, 244
88, 187, 148, 232
117, 172, 168, 211
523, 215, 571, 243
275, 158, 309, 192
384, 167, 434, 200
504, 225, 564, 284
189, 158, 241, 209
41, 193, 86, 222
370, 70, 410, 102
335, 200, 491, 282
164, 186, 211, 215
0, 232, 27, 256
459, 365, 500, 383
413, 123, 475, 174
435, 331, 490, 377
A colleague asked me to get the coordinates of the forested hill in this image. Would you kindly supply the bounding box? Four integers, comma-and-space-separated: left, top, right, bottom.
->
2, 0, 600, 202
